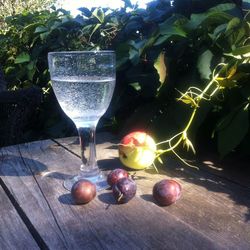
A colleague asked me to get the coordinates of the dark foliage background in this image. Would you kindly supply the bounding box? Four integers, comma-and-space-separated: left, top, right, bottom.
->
0, 0, 249, 159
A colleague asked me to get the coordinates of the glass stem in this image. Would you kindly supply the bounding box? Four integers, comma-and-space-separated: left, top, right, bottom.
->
78, 127, 99, 175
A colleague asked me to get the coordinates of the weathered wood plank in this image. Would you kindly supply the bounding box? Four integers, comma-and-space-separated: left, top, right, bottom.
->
54, 135, 250, 249
197, 152, 250, 188
0, 141, 69, 249
0, 139, 222, 249
136, 161, 250, 250
0, 185, 39, 249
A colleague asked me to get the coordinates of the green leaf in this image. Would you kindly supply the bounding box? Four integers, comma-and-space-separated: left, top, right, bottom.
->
217, 107, 249, 157
27, 61, 35, 70
206, 12, 233, 26
197, 50, 213, 79
27, 67, 36, 80
78, 7, 92, 17
35, 26, 48, 33
154, 35, 170, 46
159, 16, 187, 37
140, 36, 156, 53
186, 13, 207, 30
213, 23, 227, 36
129, 47, 140, 65
232, 45, 250, 57
90, 23, 101, 38
208, 3, 236, 12
14, 52, 30, 64
187, 11, 232, 30
50, 21, 61, 30
82, 24, 94, 33
155, 33, 187, 46
23, 22, 41, 33
40, 31, 50, 40
226, 17, 240, 32
154, 52, 167, 84
234, 27, 248, 46
92, 8, 105, 23
225, 19, 249, 46
129, 82, 141, 91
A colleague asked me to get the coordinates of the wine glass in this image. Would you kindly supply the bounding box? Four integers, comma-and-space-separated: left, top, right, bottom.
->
48, 51, 116, 191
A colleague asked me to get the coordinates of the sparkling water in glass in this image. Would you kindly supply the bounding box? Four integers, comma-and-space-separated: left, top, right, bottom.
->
48, 51, 116, 191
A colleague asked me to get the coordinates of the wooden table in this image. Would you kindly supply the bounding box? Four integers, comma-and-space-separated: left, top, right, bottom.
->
0, 133, 249, 249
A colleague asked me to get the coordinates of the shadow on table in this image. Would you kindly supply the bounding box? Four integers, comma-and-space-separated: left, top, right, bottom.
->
0, 155, 47, 176
140, 194, 155, 203
41, 171, 73, 181
158, 156, 250, 221
0, 154, 73, 181
98, 157, 122, 171
58, 193, 74, 205
98, 192, 117, 206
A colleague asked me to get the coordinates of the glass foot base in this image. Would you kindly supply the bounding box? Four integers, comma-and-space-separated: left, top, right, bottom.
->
63, 172, 109, 191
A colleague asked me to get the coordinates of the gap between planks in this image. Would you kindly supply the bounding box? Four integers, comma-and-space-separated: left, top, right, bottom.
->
0, 177, 49, 249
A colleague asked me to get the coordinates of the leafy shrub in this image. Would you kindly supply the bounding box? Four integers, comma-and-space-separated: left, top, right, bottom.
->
0, 0, 249, 158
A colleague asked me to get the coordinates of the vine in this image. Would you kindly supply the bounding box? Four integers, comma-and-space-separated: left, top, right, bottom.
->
154, 59, 249, 168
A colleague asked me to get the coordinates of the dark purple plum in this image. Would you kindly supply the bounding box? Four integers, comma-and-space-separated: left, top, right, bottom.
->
112, 177, 136, 204
71, 179, 96, 205
107, 168, 129, 187
153, 179, 182, 206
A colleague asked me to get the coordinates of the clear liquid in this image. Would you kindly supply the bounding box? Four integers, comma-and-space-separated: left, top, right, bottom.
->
51, 76, 115, 128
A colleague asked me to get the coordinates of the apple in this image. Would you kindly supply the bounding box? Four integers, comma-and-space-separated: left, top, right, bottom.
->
118, 131, 156, 170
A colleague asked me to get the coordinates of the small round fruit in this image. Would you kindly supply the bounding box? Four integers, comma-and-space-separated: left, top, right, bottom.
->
153, 179, 181, 206
107, 168, 129, 187
118, 131, 156, 170
71, 179, 96, 205
112, 177, 137, 204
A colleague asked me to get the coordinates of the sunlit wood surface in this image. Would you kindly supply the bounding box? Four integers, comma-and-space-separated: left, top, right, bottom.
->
0, 133, 249, 249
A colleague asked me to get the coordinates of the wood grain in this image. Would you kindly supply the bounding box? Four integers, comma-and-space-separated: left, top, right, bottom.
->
0, 141, 69, 249
54, 134, 250, 249
0, 185, 39, 249
0, 139, 223, 249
